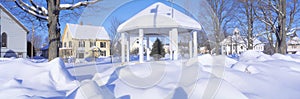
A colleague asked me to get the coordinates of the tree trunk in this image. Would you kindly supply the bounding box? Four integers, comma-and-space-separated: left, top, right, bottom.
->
275, 0, 287, 54
246, 0, 254, 50
279, 0, 287, 54
47, 0, 61, 61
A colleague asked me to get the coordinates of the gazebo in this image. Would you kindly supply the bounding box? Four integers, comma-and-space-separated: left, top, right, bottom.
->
117, 2, 202, 63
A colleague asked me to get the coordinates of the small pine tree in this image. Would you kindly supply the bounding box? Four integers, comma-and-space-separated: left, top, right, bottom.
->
150, 38, 166, 60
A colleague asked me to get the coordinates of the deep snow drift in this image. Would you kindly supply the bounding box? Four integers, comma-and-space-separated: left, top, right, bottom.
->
1, 51, 300, 99
0, 58, 79, 98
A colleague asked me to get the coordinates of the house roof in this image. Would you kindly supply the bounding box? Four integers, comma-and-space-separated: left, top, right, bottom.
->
66, 23, 110, 40
221, 35, 246, 45
117, 2, 202, 33
288, 36, 300, 45
253, 38, 263, 46
0, 4, 29, 33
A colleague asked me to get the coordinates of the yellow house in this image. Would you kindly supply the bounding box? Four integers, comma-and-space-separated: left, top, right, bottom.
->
60, 23, 110, 59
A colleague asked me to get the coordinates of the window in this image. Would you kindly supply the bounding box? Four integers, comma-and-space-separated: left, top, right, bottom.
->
78, 53, 84, 58
90, 41, 96, 47
82, 41, 85, 47
100, 42, 106, 48
64, 42, 66, 47
78, 41, 81, 47
69, 41, 72, 47
100, 50, 106, 56
2, 32, 7, 47
292, 45, 296, 49
79, 41, 85, 47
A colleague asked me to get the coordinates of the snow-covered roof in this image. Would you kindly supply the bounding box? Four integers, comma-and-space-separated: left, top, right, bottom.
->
288, 36, 300, 45
221, 35, 246, 45
253, 38, 263, 46
67, 23, 110, 40
0, 4, 29, 33
221, 28, 264, 46
117, 2, 202, 33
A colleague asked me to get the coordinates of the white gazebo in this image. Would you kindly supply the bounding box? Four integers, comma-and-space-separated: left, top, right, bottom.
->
117, 2, 202, 63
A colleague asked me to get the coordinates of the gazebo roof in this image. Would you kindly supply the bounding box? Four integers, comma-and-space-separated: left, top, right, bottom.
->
117, 2, 202, 33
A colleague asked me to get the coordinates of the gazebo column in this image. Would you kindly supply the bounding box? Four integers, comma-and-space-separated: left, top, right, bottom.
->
146, 36, 150, 61
169, 31, 173, 60
121, 33, 125, 63
126, 34, 130, 62
193, 31, 198, 57
189, 41, 193, 58
139, 29, 144, 63
171, 28, 178, 60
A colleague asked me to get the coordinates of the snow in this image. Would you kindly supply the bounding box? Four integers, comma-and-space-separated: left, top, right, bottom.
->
0, 58, 79, 98
1, 51, 300, 99
66, 23, 110, 40
117, 2, 202, 33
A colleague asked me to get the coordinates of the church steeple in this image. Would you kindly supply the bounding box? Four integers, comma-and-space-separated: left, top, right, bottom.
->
233, 28, 240, 35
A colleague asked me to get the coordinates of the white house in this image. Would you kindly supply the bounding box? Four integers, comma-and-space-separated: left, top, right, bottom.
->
221, 28, 264, 55
0, 4, 29, 58
253, 38, 264, 52
221, 28, 247, 55
287, 36, 300, 54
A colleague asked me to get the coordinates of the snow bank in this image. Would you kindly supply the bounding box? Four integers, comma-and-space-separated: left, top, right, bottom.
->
228, 51, 300, 98
0, 58, 79, 98
108, 51, 300, 99
2, 50, 300, 99
197, 54, 237, 68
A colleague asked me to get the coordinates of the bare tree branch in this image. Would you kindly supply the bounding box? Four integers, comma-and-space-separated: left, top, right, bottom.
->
260, 0, 284, 16
14, 0, 48, 20
59, 0, 101, 10
29, 0, 48, 16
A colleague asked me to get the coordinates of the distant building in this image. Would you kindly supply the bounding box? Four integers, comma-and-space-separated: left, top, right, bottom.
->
60, 23, 110, 60
221, 28, 264, 55
40, 44, 48, 58
221, 28, 247, 55
287, 36, 300, 54
0, 4, 29, 58
253, 38, 265, 52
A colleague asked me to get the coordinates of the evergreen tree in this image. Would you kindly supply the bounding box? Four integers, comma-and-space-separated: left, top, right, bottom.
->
150, 38, 166, 60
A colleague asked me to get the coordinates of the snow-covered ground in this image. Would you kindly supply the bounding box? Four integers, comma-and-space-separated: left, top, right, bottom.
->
0, 58, 79, 98
1, 51, 300, 99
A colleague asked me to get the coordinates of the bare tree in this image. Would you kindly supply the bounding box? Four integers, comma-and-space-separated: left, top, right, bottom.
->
206, 0, 238, 55
254, 0, 298, 54
238, 0, 255, 50
286, 0, 299, 37
14, 0, 101, 61
108, 17, 122, 57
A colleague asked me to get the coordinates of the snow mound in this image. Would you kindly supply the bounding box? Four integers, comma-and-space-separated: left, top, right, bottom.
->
0, 58, 79, 98
198, 54, 213, 65
239, 50, 264, 61
272, 53, 300, 63
198, 54, 237, 68
256, 54, 274, 61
